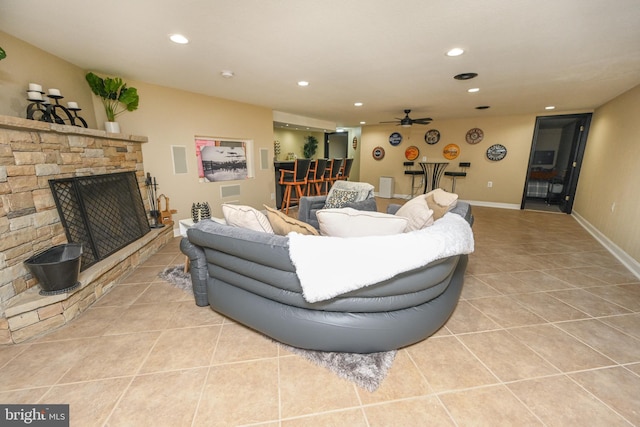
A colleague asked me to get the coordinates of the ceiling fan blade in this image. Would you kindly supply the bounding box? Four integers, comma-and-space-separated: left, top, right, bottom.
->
380, 120, 400, 123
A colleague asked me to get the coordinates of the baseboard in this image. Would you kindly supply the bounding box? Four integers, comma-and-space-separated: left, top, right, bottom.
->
572, 211, 640, 280
465, 200, 521, 210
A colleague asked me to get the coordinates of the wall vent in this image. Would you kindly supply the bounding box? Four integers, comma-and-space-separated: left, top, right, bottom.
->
220, 184, 241, 198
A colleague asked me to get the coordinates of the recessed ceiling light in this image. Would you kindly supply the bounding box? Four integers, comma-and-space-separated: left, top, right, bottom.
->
220, 70, 234, 78
297, 81, 309, 87
454, 72, 478, 80
446, 48, 465, 57
354, 102, 363, 107
545, 106, 556, 110
360, 121, 366, 125
467, 88, 480, 93
169, 34, 189, 44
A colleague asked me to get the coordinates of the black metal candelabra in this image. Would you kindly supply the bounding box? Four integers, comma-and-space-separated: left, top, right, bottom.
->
26, 92, 88, 128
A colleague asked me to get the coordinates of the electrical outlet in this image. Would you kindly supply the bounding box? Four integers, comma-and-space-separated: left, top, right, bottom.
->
271, 192, 275, 200
611, 202, 616, 212
487, 181, 493, 188
422, 156, 427, 162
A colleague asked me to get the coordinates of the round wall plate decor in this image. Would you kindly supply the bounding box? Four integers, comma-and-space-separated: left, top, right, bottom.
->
465, 128, 484, 144
424, 129, 440, 145
405, 146, 419, 161
443, 144, 460, 160
372, 146, 385, 160
486, 144, 507, 161
389, 132, 402, 146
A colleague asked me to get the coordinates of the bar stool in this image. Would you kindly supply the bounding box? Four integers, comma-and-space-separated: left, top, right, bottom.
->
306, 158, 328, 196
279, 158, 311, 214
444, 162, 470, 192
338, 158, 354, 181
323, 158, 344, 194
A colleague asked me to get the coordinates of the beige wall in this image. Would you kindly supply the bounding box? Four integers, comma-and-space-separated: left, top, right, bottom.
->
361, 115, 546, 204
115, 81, 276, 221
573, 84, 640, 262
273, 128, 324, 161
0, 31, 97, 128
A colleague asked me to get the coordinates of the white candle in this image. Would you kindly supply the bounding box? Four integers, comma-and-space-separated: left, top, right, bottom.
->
29, 83, 42, 92
48, 88, 61, 97
27, 91, 43, 101
67, 102, 79, 109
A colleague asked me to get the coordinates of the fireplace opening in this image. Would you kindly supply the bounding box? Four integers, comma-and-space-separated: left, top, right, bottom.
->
49, 171, 151, 270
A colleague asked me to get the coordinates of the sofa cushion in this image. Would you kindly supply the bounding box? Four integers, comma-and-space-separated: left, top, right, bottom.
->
264, 205, 319, 236
326, 180, 374, 203
317, 207, 408, 237
426, 189, 459, 220
324, 189, 358, 209
222, 204, 274, 234
394, 195, 435, 231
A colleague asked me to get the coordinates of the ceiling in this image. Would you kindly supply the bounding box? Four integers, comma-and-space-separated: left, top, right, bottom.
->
2, 0, 639, 129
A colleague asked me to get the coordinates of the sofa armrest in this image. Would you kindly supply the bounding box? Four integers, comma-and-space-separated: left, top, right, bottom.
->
298, 195, 328, 229
387, 204, 402, 215
179, 237, 210, 307
345, 197, 377, 212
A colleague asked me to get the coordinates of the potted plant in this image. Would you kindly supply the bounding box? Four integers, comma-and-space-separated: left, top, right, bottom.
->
0, 47, 6, 61
85, 72, 139, 133
303, 135, 318, 159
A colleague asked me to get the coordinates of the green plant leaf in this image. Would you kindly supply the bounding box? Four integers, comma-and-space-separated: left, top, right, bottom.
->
85, 72, 139, 120
0, 47, 6, 61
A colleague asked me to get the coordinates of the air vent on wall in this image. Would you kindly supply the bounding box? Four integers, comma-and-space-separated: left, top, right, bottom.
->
220, 184, 241, 198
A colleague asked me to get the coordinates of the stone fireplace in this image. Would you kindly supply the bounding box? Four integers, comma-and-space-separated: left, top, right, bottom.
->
0, 115, 173, 344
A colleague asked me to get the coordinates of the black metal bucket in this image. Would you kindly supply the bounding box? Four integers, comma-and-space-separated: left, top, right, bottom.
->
24, 243, 82, 296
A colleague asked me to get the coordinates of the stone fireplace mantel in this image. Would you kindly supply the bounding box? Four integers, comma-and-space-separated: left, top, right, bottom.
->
0, 115, 172, 344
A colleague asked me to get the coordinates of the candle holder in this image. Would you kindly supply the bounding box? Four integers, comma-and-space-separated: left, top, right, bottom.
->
25, 90, 88, 128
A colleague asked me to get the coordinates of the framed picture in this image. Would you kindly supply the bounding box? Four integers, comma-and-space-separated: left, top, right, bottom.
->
195, 137, 253, 182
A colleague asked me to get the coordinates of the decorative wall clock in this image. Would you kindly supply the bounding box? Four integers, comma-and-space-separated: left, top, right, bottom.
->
424, 129, 440, 145
443, 144, 460, 160
486, 144, 507, 161
389, 132, 402, 146
405, 146, 419, 161
372, 146, 385, 160
465, 128, 484, 144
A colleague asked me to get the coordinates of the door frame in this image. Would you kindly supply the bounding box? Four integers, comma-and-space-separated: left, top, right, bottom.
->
521, 113, 592, 213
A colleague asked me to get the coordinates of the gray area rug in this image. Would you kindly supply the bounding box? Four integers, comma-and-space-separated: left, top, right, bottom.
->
159, 265, 396, 392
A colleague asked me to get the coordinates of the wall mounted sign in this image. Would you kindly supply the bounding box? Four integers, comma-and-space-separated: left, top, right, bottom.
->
443, 144, 460, 160
424, 129, 440, 145
486, 144, 507, 161
372, 146, 385, 160
389, 132, 403, 146
352, 136, 358, 149
465, 128, 484, 144
405, 146, 419, 161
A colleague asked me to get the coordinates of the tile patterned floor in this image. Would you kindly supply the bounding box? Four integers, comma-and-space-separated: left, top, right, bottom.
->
1, 203, 640, 426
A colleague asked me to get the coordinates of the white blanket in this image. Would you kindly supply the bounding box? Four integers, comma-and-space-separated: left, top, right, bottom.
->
288, 213, 474, 303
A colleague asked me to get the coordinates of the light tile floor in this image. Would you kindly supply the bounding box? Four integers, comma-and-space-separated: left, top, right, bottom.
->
2, 203, 640, 426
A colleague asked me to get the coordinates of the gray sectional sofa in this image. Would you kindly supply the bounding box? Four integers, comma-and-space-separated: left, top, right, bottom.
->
180, 202, 473, 353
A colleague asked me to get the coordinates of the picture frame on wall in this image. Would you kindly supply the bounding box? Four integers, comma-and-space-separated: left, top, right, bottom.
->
195, 137, 253, 182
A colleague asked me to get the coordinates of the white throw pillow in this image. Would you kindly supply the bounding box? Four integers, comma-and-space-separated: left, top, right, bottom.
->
317, 208, 408, 237
395, 195, 435, 231
222, 204, 274, 234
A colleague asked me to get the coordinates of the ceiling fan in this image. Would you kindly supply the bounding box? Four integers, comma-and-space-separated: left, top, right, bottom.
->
381, 109, 433, 127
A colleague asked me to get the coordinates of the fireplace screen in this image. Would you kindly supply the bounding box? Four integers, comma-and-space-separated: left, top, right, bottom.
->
49, 172, 150, 270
